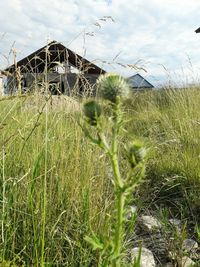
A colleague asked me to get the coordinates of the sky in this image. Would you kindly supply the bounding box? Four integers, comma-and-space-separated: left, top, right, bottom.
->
0, 0, 200, 87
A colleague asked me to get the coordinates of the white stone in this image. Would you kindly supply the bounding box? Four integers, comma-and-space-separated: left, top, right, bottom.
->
183, 239, 198, 252
180, 256, 195, 267
131, 247, 156, 267
139, 215, 161, 232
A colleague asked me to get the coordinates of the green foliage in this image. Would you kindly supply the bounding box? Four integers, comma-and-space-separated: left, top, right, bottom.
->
195, 225, 200, 242
132, 246, 142, 267
0, 86, 200, 266
0, 96, 111, 266
124, 88, 200, 218
82, 74, 147, 266
83, 100, 102, 126
84, 234, 104, 251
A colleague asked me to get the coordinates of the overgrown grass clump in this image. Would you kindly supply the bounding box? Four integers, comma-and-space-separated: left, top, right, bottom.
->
0, 88, 200, 265
125, 88, 200, 217
0, 96, 113, 266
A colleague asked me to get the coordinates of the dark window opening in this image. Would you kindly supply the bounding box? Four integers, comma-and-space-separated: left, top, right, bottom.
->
49, 82, 59, 95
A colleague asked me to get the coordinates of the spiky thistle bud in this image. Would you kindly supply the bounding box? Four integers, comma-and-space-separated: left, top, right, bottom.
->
97, 73, 130, 103
128, 141, 146, 168
83, 100, 102, 126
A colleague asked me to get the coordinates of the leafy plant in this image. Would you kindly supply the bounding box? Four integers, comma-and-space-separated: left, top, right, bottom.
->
81, 73, 147, 266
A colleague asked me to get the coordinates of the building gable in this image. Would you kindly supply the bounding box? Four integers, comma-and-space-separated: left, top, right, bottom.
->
5, 40, 106, 75
128, 73, 154, 89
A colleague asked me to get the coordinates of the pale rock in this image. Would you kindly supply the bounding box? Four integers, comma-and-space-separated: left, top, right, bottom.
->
131, 247, 156, 267
183, 239, 198, 252
178, 256, 195, 267
139, 215, 162, 232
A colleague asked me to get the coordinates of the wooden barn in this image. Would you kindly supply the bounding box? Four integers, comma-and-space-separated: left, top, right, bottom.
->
4, 40, 106, 96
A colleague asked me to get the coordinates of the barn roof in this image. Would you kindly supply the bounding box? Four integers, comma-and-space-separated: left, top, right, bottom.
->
128, 73, 154, 89
195, 27, 200, 33
5, 40, 106, 75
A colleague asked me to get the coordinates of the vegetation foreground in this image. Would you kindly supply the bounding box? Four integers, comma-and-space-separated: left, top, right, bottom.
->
0, 87, 199, 266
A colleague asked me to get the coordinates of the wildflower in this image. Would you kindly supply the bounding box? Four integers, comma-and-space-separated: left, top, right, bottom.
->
97, 73, 130, 103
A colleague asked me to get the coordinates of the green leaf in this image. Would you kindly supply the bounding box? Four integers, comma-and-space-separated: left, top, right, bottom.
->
84, 234, 104, 251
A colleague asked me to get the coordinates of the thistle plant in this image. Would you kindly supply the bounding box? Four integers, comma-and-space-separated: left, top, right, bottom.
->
82, 73, 147, 267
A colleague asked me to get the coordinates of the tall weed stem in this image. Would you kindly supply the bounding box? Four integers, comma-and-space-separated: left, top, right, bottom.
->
82, 74, 147, 266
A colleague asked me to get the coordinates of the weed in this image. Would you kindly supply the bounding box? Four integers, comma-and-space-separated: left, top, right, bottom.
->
82, 73, 147, 266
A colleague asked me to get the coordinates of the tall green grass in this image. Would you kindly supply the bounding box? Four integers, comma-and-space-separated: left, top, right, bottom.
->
0, 96, 113, 266
125, 88, 200, 219
0, 88, 200, 265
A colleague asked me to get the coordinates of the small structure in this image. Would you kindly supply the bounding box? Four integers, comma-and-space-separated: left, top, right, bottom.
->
4, 40, 106, 96
0, 71, 5, 96
128, 73, 154, 90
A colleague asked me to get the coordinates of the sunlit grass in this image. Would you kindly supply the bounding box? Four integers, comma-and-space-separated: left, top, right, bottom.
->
0, 87, 200, 265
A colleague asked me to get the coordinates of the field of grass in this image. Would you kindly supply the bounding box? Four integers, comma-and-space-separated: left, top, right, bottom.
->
0, 88, 199, 266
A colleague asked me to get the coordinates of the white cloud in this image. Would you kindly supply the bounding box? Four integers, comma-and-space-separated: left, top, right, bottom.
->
0, 0, 200, 86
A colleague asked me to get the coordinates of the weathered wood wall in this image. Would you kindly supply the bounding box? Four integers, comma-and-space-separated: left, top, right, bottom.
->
5, 73, 99, 96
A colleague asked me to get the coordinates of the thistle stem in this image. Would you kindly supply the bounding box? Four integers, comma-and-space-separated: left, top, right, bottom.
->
111, 150, 123, 189
82, 74, 146, 267
111, 102, 123, 189
110, 102, 125, 266
112, 191, 125, 267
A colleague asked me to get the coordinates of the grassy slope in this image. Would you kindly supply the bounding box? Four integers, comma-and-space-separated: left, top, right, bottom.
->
0, 90, 199, 265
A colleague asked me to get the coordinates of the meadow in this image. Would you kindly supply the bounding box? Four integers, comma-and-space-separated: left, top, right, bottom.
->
0, 87, 199, 266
